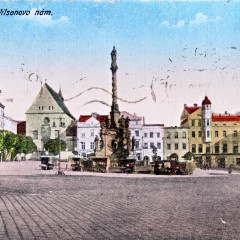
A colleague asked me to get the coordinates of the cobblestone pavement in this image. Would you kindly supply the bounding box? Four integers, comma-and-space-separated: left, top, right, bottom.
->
0, 161, 240, 239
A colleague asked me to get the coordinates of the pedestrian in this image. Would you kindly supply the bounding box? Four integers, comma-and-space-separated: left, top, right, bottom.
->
228, 164, 233, 174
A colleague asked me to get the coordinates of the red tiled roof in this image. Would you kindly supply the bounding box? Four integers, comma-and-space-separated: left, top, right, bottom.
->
212, 114, 240, 122
181, 118, 188, 126
202, 96, 211, 105
185, 106, 200, 114
78, 115, 108, 123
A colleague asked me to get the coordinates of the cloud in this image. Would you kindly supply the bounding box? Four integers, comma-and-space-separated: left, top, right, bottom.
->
190, 12, 221, 26
161, 20, 185, 28
20, 8, 69, 26
176, 20, 185, 28
161, 20, 170, 27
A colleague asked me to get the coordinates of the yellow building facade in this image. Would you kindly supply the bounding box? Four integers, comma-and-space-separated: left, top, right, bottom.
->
181, 96, 240, 169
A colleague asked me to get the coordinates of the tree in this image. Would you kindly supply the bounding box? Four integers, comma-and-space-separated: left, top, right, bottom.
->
44, 139, 66, 155
0, 130, 37, 161
183, 152, 193, 161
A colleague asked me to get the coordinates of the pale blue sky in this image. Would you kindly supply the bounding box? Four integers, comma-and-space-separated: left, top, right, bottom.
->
0, 1, 240, 126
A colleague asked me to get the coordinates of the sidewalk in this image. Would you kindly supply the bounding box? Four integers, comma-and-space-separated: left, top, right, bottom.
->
0, 160, 239, 177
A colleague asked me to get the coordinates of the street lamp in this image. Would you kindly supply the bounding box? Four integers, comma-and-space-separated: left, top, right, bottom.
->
56, 116, 64, 175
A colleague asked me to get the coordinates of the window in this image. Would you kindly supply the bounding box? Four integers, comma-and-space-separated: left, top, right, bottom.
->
234, 131, 237, 137
192, 144, 196, 153
174, 132, 178, 139
55, 130, 59, 138
207, 119, 209, 126
90, 142, 95, 150
91, 131, 94, 137
236, 158, 240, 166
198, 120, 201, 127
39, 106, 41, 110
42, 106, 44, 110
157, 142, 161, 149
192, 120, 195, 126
81, 142, 85, 150
167, 132, 171, 138
143, 143, 148, 149
207, 131, 210, 138
206, 145, 210, 153
53, 122, 56, 127
192, 131, 195, 137
81, 133, 85, 138
222, 143, 227, 153
182, 143, 186, 150
215, 131, 218, 137
144, 133, 147, 138
215, 144, 219, 153
233, 144, 238, 154
175, 143, 178, 150
33, 130, 38, 139
49, 106, 51, 110
157, 132, 160, 138
52, 106, 54, 110
135, 141, 139, 150
182, 132, 186, 138
198, 131, 202, 137
223, 131, 227, 137
135, 130, 139, 137
150, 132, 153, 138
167, 144, 171, 150
198, 144, 202, 153
150, 142, 154, 149
60, 122, 65, 127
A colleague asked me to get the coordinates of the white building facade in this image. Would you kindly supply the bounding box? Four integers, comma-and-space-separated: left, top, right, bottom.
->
77, 113, 108, 157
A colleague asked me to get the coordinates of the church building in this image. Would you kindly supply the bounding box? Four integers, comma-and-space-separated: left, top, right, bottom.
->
25, 83, 76, 152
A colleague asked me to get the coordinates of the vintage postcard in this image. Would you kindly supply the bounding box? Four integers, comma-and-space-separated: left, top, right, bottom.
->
0, 1, 239, 239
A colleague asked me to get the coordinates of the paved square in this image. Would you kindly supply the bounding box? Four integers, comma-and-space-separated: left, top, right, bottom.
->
0, 161, 239, 239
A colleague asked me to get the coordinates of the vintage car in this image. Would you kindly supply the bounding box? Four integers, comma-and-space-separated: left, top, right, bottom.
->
118, 159, 136, 173
39, 156, 55, 170
70, 156, 82, 171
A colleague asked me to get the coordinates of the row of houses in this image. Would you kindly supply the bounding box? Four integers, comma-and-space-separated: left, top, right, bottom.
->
2, 83, 240, 169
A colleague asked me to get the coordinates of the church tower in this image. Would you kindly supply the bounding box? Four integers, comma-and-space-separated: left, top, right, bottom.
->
202, 96, 212, 143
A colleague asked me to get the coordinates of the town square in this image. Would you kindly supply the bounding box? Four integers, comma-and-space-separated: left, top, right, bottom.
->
0, 1, 240, 239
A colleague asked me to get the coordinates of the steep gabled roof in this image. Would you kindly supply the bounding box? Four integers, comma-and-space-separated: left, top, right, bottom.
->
185, 106, 201, 114
44, 83, 75, 120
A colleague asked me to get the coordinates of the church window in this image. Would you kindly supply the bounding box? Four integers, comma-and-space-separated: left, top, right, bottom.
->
33, 130, 38, 139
